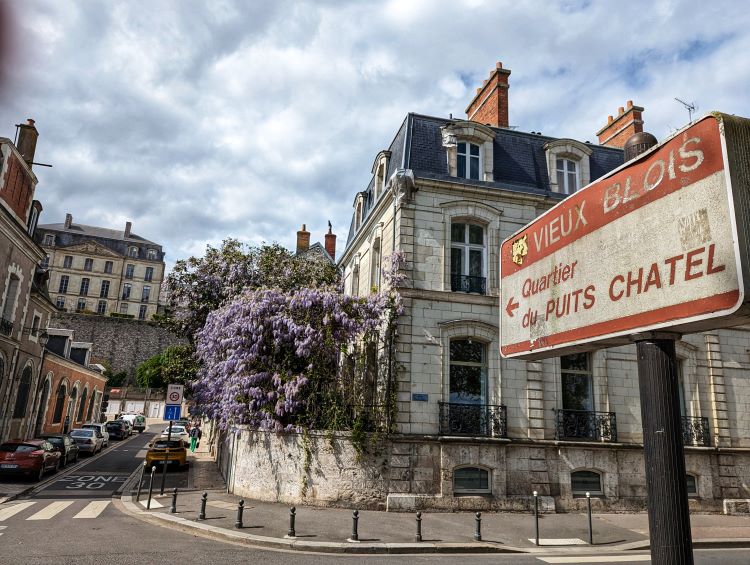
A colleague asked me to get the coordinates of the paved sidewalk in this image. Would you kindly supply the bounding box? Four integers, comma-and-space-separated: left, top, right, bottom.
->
119, 446, 750, 554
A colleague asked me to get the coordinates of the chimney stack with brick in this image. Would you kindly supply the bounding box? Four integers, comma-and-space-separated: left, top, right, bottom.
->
64, 213, 73, 229
16, 118, 38, 168
465, 61, 511, 128
596, 100, 645, 148
125, 221, 132, 238
324, 221, 336, 260
296, 224, 310, 254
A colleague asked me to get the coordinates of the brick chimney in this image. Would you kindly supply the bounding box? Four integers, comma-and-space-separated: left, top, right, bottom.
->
296, 224, 310, 254
16, 118, 38, 168
596, 100, 645, 148
124, 221, 132, 238
465, 61, 511, 128
324, 221, 336, 260
64, 213, 73, 229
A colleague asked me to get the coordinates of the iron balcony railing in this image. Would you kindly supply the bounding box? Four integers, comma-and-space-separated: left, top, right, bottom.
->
682, 416, 711, 447
450, 274, 486, 295
556, 409, 617, 442
0, 317, 13, 336
438, 402, 507, 438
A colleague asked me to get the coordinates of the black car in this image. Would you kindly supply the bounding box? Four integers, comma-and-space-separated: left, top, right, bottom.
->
106, 420, 129, 440
37, 434, 80, 466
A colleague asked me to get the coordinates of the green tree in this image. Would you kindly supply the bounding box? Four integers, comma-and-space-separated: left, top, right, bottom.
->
135, 345, 200, 391
102, 362, 128, 387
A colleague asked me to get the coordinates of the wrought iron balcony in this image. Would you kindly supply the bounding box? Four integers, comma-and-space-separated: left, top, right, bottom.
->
438, 402, 507, 438
0, 317, 13, 336
682, 416, 711, 446
450, 274, 486, 295
556, 409, 617, 442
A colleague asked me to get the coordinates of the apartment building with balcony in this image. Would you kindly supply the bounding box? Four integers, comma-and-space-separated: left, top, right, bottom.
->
336, 63, 750, 513
35, 215, 165, 320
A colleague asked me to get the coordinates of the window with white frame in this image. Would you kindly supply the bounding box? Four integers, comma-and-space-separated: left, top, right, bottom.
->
55, 296, 65, 309
355, 201, 363, 230
571, 470, 602, 496
457, 142, 481, 180
449, 339, 487, 404
370, 239, 381, 291
561, 353, 593, 411
556, 158, 579, 194
63, 255, 73, 268
129, 246, 138, 258
58, 275, 69, 294
43, 233, 54, 246
454, 467, 490, 494
450, 222, 486, 294
96, 300, 107, 315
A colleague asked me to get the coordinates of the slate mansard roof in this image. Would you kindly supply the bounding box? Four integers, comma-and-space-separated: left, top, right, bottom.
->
344, 113, 624, 251
35, 221, 165, 261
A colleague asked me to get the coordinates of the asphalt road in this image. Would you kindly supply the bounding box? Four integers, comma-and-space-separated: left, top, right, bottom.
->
0, 425, 748, 564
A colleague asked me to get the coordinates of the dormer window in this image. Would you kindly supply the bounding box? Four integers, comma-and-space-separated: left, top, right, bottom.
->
146, 249, 157, 260
544, 139, 592, 195
355, 201, 363, 230
556, 158, 579, 194
43, 234, 54, 246
457, 142, 481, 180
371, 150, 391, 201
129, 246, 138, 258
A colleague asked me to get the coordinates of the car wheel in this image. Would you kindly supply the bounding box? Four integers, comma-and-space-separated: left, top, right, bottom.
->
74, 452, 79, 463
63, 454, 68, 467
55, 459, 61, 473
37, 465, 44, 481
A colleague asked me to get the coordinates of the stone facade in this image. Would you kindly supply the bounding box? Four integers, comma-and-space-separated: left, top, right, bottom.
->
51, 312, 186, 381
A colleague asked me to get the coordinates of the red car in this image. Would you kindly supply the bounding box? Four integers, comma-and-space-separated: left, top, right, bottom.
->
0, 439, 62, 481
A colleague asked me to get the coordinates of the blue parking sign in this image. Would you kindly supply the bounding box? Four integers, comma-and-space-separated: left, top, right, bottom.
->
164, 405, 181, 421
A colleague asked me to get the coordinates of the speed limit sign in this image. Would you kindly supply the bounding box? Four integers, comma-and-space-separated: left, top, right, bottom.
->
166, 384, 184, 405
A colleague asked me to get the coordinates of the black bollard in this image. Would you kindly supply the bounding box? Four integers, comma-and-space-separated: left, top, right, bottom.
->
587, 492, 593, 545
146, 466, 156, 510
199, 492, 207, 520
136, 461, 146, 502
287, 507, 296, 537
170, 488, 178, 513
351, 510, 359, 541
235, 500, 244, 529
415, 512, 422, 542
474, 512, 482, 541
533, 490, 539, 546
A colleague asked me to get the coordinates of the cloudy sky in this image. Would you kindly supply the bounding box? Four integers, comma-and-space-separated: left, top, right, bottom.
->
1, 0, 749, 269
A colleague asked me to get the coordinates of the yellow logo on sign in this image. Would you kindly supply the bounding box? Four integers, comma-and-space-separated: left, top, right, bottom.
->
512, 235, 528, 265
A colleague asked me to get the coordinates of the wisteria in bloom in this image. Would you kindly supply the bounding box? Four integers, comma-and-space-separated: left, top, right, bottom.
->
193, 287, 391, 431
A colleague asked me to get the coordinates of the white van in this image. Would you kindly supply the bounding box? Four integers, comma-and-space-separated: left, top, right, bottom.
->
118, 414, 146, 433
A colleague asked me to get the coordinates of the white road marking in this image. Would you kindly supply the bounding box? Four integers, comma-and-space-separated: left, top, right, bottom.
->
0, 502, 36, 521
139, 498, 163, 508
27, 500, 75, 520
73, 500, 110, 519
0, 525, 6, 535
528, 538, 587, 545
537, 556, 650, 563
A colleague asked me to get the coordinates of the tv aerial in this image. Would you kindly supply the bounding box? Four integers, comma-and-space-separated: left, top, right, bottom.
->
675, 97, 697, 123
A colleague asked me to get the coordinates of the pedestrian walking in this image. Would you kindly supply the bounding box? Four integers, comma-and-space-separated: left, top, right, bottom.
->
196, 424, 202, 448
189, 425, 199, 452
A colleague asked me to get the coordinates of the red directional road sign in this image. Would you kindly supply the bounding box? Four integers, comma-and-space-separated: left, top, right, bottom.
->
500, 113, 750, 359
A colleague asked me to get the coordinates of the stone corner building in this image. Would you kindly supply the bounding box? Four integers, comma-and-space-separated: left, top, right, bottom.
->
220, 63, 749, 514
0, 119, 57, 442
35, 215, 165, 321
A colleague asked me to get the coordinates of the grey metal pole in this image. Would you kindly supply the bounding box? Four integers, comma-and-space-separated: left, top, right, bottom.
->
136, 461, 146, 502
160, 420, 173, 496
587, 492, 593, 545
287, 507, 296, 538
170, 488, 178, 514
351, 510, 359, 541
415, 512, 422, 542
146, 466, 155, 510
534, 490, 539, 546
636, 335, 694, 565
473, 512, 482, 541
235, 500, 244, 529
199, 492, 207, 520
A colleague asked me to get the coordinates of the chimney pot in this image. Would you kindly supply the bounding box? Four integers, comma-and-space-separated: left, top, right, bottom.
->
608, 115, 613, 124
597, 101, 645, 148
483, 79, 488, 86
64, 213, 72, 229
618, 106, 625, 115
627, 100, 633, 108
125, 221, 132, 238
296, 224, 310, 254
476, 87, 482, 94
496, 62, 503, 69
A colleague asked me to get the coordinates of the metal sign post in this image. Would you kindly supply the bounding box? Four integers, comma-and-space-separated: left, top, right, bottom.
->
159, 420, 172, 496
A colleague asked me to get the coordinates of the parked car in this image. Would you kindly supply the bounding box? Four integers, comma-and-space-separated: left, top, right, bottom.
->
105, 420, 129, 440
159, 425, 190, 446
69, 428, 104, 455
145, 438, 187, 471
81, 424, 109, 448
119, 414, 146, 433
37, 434, 80, 466
0, 440, 62, 481
116, 419, 133, 436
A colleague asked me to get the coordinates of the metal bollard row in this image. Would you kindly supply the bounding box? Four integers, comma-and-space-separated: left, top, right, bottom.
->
170, 487, 178, 513
199, 491, 207, 520
287, 507, 296, 538
235, 499, 244, 529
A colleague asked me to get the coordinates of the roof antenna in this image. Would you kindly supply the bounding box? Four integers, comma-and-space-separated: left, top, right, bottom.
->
674, 97, 696, 123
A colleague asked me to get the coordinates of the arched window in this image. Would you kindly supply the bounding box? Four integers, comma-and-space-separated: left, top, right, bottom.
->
571, 470, 602, 496
77, 387, 88, 422
66, 385, 79, 424
86, 390, 97, 422
355, 201, 363, 230
52, 383, 67, 424
370, 238, 381, 291
454, 466, 490, 494
12, 365, 33, 418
